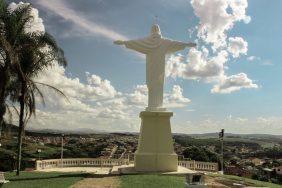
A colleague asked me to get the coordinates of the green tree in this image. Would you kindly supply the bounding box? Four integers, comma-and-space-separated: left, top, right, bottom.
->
182, 146, 219, 163
0, 1, 67, 175
0, 0, 18, 131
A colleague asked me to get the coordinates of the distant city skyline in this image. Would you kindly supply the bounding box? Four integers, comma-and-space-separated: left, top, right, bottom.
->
7, 0, 282, 135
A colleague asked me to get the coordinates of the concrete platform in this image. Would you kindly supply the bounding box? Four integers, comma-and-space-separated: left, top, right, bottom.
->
111, 164, 198, 175
37, 165, 199, 176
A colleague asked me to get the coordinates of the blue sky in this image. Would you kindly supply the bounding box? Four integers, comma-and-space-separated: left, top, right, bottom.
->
9, 0, 282, 134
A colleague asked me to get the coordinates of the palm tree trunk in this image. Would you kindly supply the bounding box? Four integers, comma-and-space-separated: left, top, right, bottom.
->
16, 83, 26, 176
0, 65, 8, 131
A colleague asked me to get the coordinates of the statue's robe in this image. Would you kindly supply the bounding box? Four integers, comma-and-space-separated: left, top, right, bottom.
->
124, 35, 188, 110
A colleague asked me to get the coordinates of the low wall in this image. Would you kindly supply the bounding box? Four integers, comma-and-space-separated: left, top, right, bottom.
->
36, 158, 218, 172
36, 158, 129, 170
178, 160, 218, 172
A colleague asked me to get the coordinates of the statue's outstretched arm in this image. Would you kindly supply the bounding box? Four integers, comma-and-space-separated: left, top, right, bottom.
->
114, 40, 125, 45
114, 38, 151, 54
185, 42, 197, 47
165, 39, 197, 53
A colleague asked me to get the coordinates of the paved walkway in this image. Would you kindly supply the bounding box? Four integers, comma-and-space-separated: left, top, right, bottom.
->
112, 164, 198, 175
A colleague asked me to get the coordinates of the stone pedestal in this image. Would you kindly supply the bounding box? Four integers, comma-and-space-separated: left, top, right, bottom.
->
134, 111, 178, 172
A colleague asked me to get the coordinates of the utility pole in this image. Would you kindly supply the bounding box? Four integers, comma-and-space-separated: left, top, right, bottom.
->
0, 123, 2, 144
0, 123, 2, 140
60, 134, 64, 167
37, 149, 41, 161
219, 129, 224, 174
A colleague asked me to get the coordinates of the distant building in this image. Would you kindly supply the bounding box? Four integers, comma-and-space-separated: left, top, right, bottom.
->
249, 157, 263, 166
225, 165, 252, 177
239, 146, 250, 153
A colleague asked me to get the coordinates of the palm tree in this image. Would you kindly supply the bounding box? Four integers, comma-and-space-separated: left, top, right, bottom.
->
0, 0, 18, 132
14, 33, 67, 176
0, 1, 67, 175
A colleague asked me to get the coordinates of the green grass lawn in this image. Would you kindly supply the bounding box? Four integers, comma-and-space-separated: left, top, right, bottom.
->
2, 172, 86, 188
2, 172, 281, 188
2, 172, 186, 188
120, 174, 185, 188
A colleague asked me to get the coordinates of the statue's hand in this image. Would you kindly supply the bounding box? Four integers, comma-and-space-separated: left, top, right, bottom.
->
114, 40, 124, 45
188, 43, 197, 48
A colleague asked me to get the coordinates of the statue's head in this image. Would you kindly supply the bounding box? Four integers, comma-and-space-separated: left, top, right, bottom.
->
151, 24, 161, 37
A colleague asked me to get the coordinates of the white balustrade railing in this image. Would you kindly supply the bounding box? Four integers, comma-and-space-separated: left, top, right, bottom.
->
36, 158, 218, 172
178, 160, 218, 172
36, 158, 130, 170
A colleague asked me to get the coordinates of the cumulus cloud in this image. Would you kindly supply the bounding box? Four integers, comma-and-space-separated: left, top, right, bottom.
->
166, 50, 258, 94
211, 73, 258, 94
166, 49, 227, 81
8, 2, 45, 33
126, 85, 148, 107
5, 0, 191, 131
6, 0, 264, 133
165, 0, 257, 94
229, 0, 251, 24
125, 84, 190, 109
228, 37, 248, 58
191, 0, 250, 49
165, 85, 191, 108
86, 72, 120, 99
35, 64, 120, 104
25, 63, 191, 131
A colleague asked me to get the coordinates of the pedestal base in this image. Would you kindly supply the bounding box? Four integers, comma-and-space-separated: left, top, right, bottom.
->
145, 107, 166, 112
135, 153, 177, 172
134, 111, 178, 172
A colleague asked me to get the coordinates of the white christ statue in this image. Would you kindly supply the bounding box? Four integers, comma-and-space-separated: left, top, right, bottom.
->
114, 24, 196, 111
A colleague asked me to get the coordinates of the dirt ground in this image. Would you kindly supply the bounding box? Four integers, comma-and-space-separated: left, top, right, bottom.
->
206, 175, 257, 188
70, 176, 121, 188
205, 176, 230, 188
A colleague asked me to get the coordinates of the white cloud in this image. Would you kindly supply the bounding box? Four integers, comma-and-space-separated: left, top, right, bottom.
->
165, 0, 257, 94
86, 72, 120, 99
166, 49, 227, 81
228, 37, 248, 58
35, 0, 147, 60
247, 56, 260, 62
8, 2, 45, 33
261, 60, 273, 66
24, 64, 191, 131
35, 64, 119, 103
235, 117, 248, 123
247, 57, 273, 66
126, 85, 148, 107
256, 116, 282, 127
125, 84, 190, 109
3, 0, 187, 131
173, 116, 282, 135
191, 0, 250, 49
36, 0, 128, 41
229, 0, 251, 24
165, 85, 191, 108
211, 73, 258, 94
4, 0, 272, 135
